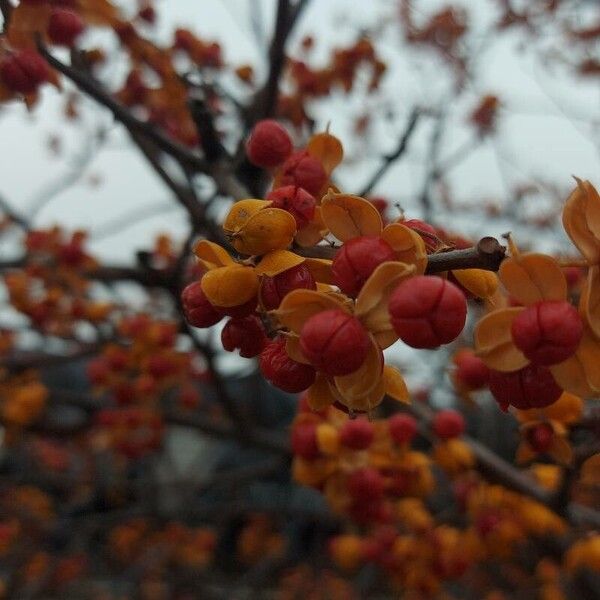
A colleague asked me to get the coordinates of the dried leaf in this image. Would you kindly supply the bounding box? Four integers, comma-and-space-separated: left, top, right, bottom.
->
355, 261, 415, 348
232, 208, 296, 256
223, 199, 271, 234
383, 366, 410, 403
255, 250, 304, 276
321, 190, 383, 242
474, 307, 529, 371
550, 328, 600, 397
200, 265, 258, 307
303, 257, 334, 284
295, 206, 327, 247
193, 240, 235, 271
381, 223, 427, 274
499, 254, 567, 306
562, 178, 600, 263
580, 265, 600, 338
285, 335, 311, 364
334, 337, 383, 401
307, 131, 344, 174
307, 374, 337, 411
275, 289, 349, 334
452, 268, 498, 299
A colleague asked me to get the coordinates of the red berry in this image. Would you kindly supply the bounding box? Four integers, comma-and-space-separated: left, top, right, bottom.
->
260, 263, 316, 310
526, 423, 554, 453
511, 300, 583, 366
347, 467, 385, 502
432, 410, 465, 439
86, 358, 110, 385
48, 9, 85, 46
332, 236, 395, 296
0, 50, 49, 94
266, 185, 316, 229
147, 355, 176, 379
453, 349, 489, 390
246, 119, 293, 168
181, 281, 223, 328
388, 414, 417, 445
218, 295, 257, 318
339, 418, 375, 450
388, 276, 467, 349
402, 219, 438, 252
221, 315, 268, 358
488, 364, 562, 411
278, 150, 327, 196
369, 196, 388, 218
299, 309, 370, 376
291, 423, 319, 459
260, 338, 316, 393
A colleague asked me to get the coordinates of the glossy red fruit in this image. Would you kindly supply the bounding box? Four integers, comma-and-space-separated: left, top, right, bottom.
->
402, 219, 438, 252
0, 50, 49, 94
260, 338, 316, 393
347, 468, 385, 502
453, 349, 490, 390
488, 364, 562, 412
388, 276, 467, 349
291, 423, 320, 459
266, 185, 316, 229
181, 281, 223, 328
432, 410, 465, 439
388, 414, 418, 445
48, 9, 85, 46
260, 263, 316, 310
278, 150, 327, 196
299, 309, 370, 376
332, 236, 395, 296
339, 418, 375, 450
511, 300, 583, 366
246, 119, 293, 168
218, 296, 257, 318
526, 423, 554, 453
221, 315, 268, 358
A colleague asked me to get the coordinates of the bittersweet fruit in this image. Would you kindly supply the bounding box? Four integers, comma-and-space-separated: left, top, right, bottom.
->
291, 423, 320, 459
332, 236, 395, 296
389, 276, 467, 349
260, 338, 316, 393
47, 9, 85, 47
388, 413, 417, 445
299, 309, 370, 376
432, 410, 465, 439
0, 50, 49, 94
246, 119, 293, 168
526, 423, 554, 453
181, 281, 223, 328
347, 467, 385, 502
266, 185, 316, 229
402, 219, 438, 253
453, 349, 490, 390
278, 150, 327, 196
488, 364, 562, 411
511, 300, 583, 366
339, 418, 375, 450
221, 315, 268, 358
260, 263, 316, 310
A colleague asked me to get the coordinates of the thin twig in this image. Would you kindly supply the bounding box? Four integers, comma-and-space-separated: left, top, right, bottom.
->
359, 108, 422, 197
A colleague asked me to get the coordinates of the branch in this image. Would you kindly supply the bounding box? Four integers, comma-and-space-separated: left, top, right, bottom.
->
37, 43, 209, 173
298, 237, 507, 273
359, 109, 422, 197
0, 193, 29, 230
